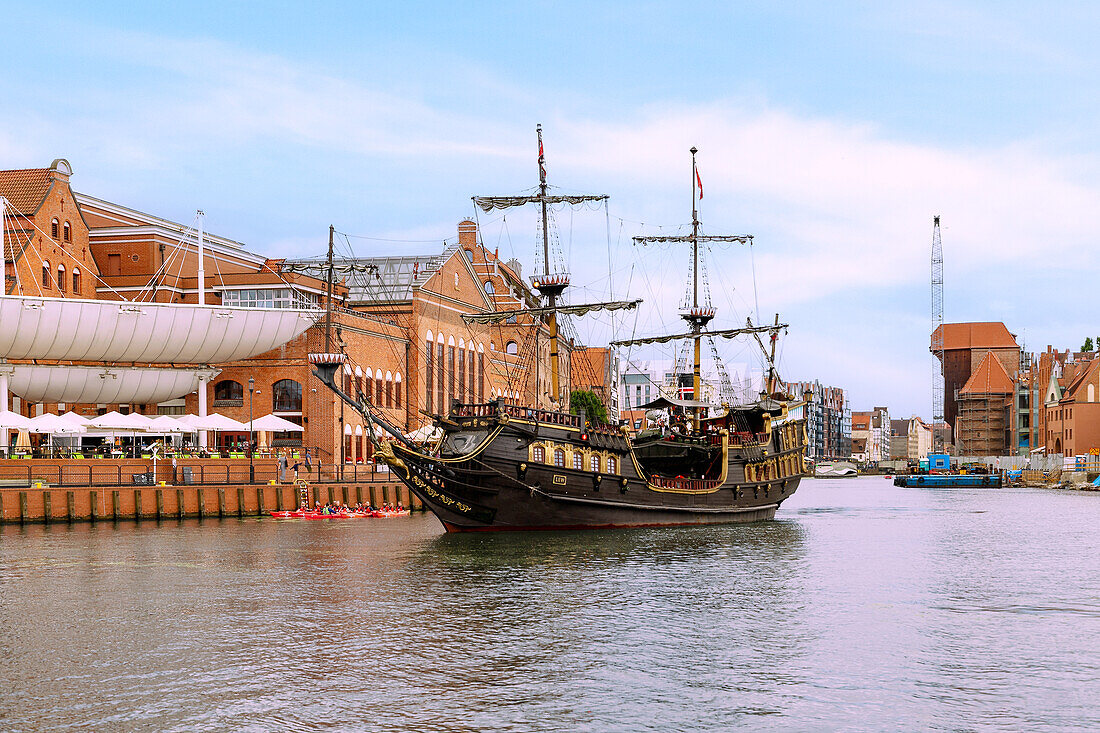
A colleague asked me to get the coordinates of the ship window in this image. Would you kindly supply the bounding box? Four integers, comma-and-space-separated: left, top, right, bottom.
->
51, 219, 59, 239
607, 456, 617, 474
272, 379, 302, 412
41, 260, 50, 288
63, 221, 71, 242
590, 454, 601, 472
554, 448, 565, 467
532, 445, 545, 463
215, 380, 244, 401
573, 452, 583, 470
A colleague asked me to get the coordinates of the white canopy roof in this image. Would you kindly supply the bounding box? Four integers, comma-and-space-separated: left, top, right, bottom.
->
59, 411, 94, 426
7, 364, 219, 404
145, 415, 188, 432
28, 413, 86, 434
249, 414, 303, 432
0, 410, 33, 430
0, 295, 321, 363
176, 413, 246, 431
88, 411, 154, 430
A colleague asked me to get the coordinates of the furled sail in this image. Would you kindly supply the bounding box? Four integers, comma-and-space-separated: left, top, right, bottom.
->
462, 299, 641, 325
0, 295, 321, 363
472, 194, 609, 212
633, 234, 753, 244
610, 323, 786, 347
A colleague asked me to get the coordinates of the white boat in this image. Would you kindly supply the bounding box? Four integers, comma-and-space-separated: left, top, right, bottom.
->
815, 461, 858, 478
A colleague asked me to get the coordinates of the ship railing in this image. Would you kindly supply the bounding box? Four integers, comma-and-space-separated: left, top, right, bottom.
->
495, 403, 583, 428
649, 475, 723, 492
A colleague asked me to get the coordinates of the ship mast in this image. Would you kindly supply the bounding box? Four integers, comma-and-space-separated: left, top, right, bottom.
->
471, 125, 616, 410
536, 124, 562, 405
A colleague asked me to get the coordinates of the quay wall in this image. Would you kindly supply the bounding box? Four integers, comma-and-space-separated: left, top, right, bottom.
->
0, 460, 421, 524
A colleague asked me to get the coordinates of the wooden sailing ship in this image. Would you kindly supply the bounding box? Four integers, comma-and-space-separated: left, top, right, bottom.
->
309, 129, 807, 531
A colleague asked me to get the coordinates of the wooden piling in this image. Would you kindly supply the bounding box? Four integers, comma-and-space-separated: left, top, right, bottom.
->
89, 490, 97, 522
217, 488, 225, 517
177, 489, 185, 519
67, 491, 75, 523
43, 491, 51, 524
237, 487, 245, 517
19, 492, 28, 524
112, 491, 120, 520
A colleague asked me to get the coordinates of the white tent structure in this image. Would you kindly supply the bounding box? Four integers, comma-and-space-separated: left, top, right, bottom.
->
88, 411, 153, 431
177, 413, 246, 432
146, 415, 188, 433
28, 413, 86, 434
250, 414, 304, 432
59, 411, 93, 426
0, 410, 32, 430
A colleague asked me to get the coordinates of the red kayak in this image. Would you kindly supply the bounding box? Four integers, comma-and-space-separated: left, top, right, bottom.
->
269, 510, 373, 519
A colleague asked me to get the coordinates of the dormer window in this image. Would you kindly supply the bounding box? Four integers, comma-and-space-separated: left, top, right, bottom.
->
63, 221, 71, 242
51, 219, 59, 239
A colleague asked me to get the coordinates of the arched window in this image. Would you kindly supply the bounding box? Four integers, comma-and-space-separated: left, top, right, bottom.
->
72, 268, 80, 294
506, 341, 518, 355
590, 454, 601, 472
425, 339, 434, 414
57, 263, 66, 291
607, 456, 617, 474
484, 280, 494, 294
214, 380, 244, 401
41, 260, 50, 288
63, 221, 71, 243
478, 345, 485, 402
51, 219, 59, 239
376, 371, 384, 405
385, 371, 393, 408
447, 338, 456, 405
554, 448, 566, 467
272, 379, 302, 412
395, 373, 402, 408
436, 336, 445, 414
458, 345, 466, 401
573, 452, 583, 470
532, 445, 545, 463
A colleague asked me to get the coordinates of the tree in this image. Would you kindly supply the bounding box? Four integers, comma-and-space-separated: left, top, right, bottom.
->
1084, 337, 1095, 352
570, 389, 608, 425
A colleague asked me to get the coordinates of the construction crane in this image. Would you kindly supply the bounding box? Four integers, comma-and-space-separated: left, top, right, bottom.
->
931, 215, 946, 453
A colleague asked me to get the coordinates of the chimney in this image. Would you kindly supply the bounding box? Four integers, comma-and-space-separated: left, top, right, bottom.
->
458, 220, 477, 248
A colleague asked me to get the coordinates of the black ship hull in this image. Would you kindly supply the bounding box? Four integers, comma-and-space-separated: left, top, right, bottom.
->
375, 402, 806, 532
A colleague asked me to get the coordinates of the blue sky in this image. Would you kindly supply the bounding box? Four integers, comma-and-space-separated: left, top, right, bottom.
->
5, 1, 1100, 418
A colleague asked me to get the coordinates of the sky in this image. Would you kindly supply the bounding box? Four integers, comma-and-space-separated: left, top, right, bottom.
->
5, 1, 1100, 418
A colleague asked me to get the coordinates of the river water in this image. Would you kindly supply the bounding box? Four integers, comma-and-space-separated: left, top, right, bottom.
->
1, 477, 1098, 732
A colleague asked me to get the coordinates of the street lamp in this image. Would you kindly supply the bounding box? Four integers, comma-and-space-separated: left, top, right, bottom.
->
248, 377, 255, 483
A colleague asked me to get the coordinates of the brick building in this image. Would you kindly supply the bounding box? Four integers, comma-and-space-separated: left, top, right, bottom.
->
2, 160, 566, 463
931, 322, 1020, 448
955, 351, 1014, 455
571, 346, 620, 422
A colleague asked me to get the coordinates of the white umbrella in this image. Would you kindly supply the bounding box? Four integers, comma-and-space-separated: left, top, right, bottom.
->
59, 411, 93, 426
146, 415, 187, 433
177, 413, 246, 431
28, 413, 86, 434
250, 414, 303, 432
0, 410, 33, 430
89, 411, 143, 431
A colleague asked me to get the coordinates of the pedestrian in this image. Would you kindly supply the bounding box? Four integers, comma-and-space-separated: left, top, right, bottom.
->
292, 461, 301, 481
304, 448, 312, 475
278, 451, 288, 483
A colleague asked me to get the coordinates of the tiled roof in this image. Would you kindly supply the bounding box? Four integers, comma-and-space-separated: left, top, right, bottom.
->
890, 419, 910, 436
1063, 358, 1099, 401
959, 351, 1014, 395
0, 168, 52, 215
931, 322, 1018, 351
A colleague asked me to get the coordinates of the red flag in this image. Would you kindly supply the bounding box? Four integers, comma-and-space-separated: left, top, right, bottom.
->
538, 140, 546, 181
696, 167, 703, 199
